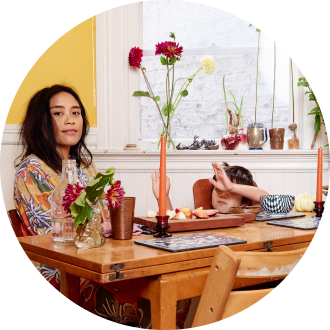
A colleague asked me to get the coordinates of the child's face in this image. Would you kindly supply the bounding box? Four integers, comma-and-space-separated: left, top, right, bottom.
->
211, 187, 243, 213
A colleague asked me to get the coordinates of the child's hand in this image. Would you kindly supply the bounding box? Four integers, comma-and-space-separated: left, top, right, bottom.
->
209, 162, 233, 192
151, 170, 171, 200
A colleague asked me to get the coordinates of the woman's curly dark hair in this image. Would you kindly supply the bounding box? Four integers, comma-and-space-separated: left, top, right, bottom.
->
16, 84, 92, 172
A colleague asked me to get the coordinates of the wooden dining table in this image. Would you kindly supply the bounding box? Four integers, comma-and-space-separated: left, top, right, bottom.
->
18, 212, 316, 329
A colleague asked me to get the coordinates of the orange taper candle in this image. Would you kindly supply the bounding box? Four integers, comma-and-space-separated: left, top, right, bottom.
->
316, 147, 323, 202
159, 136, 167, 216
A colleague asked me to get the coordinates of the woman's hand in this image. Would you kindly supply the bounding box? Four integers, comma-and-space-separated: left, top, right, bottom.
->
209, 162, 233, 192
151, 170, 171, 200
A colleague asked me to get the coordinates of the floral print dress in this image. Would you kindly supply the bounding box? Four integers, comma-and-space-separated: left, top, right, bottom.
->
14, 155, 191, 328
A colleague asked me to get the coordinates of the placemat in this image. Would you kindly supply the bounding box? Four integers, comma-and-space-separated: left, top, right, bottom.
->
134, 233, 247, 252
256, 212, 306, 222
267, 218, 320, 230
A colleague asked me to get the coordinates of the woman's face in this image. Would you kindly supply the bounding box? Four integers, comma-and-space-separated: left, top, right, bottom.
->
211, 187, 243, 213
49, 92, 83, 152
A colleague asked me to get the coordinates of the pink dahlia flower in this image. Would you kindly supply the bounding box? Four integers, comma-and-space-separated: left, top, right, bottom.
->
63, 183, 85, 214
155, 41, 183, 59
106, 180, 126, 210
128, 47, 143, 68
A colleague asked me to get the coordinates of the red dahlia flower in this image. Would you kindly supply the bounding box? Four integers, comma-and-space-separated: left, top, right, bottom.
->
155, 41, 183, 59
106, 180, 126, 210
63, 183, 85, 213
128, 47, 143, 68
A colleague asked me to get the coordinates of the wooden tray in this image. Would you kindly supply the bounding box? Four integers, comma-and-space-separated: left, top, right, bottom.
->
134, 213, 255, 233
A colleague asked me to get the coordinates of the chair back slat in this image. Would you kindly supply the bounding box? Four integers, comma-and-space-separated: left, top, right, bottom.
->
7, 209, 24, 237
192, 246, 241, 327
192, 246, 307, 327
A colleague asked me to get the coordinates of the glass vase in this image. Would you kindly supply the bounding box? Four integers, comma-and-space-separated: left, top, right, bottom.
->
51, 160, 78, 244
288, 123, 299, 149
158, 117, 176, 150
75, 203, 106, 249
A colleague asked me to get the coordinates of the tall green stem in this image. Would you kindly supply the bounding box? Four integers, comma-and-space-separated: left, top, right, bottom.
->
272, 42, 276, 129
291, 59, 294, 123
255, 30, 260, 123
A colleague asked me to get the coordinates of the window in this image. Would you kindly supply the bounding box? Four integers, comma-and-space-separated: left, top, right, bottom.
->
140, 0, 289, 140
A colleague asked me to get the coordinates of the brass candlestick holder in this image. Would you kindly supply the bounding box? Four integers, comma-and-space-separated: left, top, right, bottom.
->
154, 215, 172, 238
313, 201, 325, 219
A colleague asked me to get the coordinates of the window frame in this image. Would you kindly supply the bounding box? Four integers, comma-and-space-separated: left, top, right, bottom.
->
95, 2, 328, 152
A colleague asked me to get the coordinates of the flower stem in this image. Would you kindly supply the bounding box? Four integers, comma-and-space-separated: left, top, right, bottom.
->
291, 58, 294, 123
255, 30, 260, 124
140, 68, 173, 145
272, 42, 276, 129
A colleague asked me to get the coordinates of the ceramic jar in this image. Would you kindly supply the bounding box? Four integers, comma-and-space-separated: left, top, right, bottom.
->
269, 128, 285, 150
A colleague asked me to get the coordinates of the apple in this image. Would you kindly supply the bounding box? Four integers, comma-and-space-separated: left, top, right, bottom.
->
178, 207, 192, 219
193, 210, 209, 219
204, 210, 219, 216
174, 211, 186, 220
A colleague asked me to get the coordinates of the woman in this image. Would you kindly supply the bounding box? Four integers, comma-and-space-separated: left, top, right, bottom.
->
14, 85, 151, 327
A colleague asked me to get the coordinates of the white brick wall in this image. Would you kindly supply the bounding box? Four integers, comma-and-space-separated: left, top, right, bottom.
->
140, 0, 290, 140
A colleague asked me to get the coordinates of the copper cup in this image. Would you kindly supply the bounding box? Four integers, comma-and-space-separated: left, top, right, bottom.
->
269, 128, 285, 150
110, 197, 135, 240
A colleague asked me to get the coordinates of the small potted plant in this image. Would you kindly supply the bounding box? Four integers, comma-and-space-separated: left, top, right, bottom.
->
220, 76, 247, 150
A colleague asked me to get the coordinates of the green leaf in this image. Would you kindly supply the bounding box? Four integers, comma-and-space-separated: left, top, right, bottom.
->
169, 32, 175, 39
223, 75, 228, 109
70, 203, 81, 217
228, 89, 237, 105
105, 167, 115, 175
160, 56, 167, 65
297, 82, 309, 87
249, 24, 253, 27
142, 67, 146, 71
314, 116, 321, 132
75, 190, 86, 207
85, 202, 93, 221
161, 103, 174, 116
168, 57, 177, 66
299, 77, 306, 82
153, 96, 161, 102
309, 94, 315, 101
325, 144, 329, 147
256, 28, 261, 32
74, 207, 87, 226
239, 95, 244, 112
180, 90, 188, 97
133, 91, 151, 97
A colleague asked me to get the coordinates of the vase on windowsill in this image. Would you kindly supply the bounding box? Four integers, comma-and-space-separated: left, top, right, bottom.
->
269, 128, 285, 150
247, 123, 268, 150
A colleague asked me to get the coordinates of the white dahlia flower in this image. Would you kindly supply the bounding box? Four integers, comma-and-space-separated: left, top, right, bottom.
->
200, 55, 216, 74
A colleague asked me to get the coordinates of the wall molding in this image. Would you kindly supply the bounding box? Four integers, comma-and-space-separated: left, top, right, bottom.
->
92, 149, 329, 173
1, 124, 98, 148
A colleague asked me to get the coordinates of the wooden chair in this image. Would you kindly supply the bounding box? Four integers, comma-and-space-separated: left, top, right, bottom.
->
193, 179, 258, 209
192, 245, 307, 327
7, 209, 24, 237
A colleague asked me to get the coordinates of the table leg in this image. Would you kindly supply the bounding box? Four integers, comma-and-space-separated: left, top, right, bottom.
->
149, 276, 178, 330
60, 270, 80, 305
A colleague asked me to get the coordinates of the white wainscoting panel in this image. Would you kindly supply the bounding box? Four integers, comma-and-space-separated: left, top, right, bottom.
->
91, 150, 329, 217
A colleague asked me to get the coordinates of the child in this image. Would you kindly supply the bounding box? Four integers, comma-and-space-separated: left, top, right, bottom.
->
151, 161, 269, 213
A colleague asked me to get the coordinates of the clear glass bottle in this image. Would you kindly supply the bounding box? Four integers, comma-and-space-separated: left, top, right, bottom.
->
51, 160, 78, 244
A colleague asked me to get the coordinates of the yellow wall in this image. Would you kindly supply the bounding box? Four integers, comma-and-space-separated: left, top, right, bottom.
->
6, 17, 96, 126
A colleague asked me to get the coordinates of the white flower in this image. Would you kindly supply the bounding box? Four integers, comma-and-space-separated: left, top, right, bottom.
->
200, 55, 216, 74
